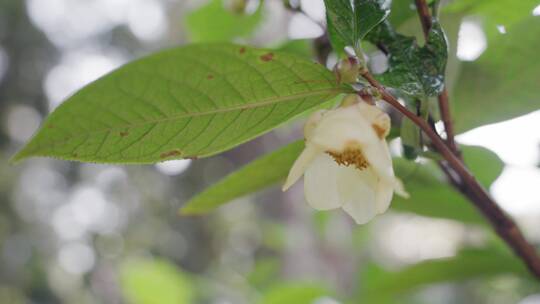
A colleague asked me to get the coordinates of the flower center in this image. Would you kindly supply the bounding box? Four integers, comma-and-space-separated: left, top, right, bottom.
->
327, 147, 369, 170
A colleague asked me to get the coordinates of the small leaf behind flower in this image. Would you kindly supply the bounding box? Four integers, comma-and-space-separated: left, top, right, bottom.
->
181, 141, 304, 215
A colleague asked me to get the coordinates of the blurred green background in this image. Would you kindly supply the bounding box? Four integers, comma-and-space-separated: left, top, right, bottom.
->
1, 0, 540, 303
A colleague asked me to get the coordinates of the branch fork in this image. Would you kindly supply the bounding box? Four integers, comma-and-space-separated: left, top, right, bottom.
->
358, 0, 540, 279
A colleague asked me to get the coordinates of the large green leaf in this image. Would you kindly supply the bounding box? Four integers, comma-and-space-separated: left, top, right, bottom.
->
181, 140, 304, 215
13, 44, 346, 164
324, 0, 390, 54
362, 248, 530, 302
120, 258, 193, 304
453, 16, 540, 132
185, 0, 263, 42
181, 138, 502, 224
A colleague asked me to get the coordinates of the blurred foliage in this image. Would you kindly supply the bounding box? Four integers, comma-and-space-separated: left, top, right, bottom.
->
1, 0, 540, 303
185, 0, 264, 42
258, 282, 331, 304
361, 248, 532, 303
453, 16, 540, 131
120, 258, 193, 304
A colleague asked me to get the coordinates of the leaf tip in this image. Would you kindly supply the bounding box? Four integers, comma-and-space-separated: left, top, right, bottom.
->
9, 149, 30, 165
178, 204, 204, 217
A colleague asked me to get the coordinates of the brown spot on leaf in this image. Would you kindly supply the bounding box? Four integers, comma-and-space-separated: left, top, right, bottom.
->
160, 150, 182, 159
260, 52, 274, 62
119, 131, 129, 137
239, 47, 246, 54
47, 124, 54, 129
207, 74, 214, 80
186, 156, 198, 160
72, 153, 78, 158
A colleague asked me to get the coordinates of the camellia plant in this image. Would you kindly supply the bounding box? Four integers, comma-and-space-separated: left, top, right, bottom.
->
11, 0, 540, 287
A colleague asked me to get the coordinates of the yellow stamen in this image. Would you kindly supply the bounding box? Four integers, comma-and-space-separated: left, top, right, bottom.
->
327, 147, 369, 170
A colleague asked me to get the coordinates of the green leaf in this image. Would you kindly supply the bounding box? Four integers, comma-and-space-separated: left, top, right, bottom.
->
353, 0, 392, 43
461, 145, 504, 188
120, 258, 193, 304
247, 258, 281, 289
392, 145, 503, 224
453, 16, 540, 132
13, 44, 346, 164
362, 248, 530, 302
181, 141, 304, 215
258, 282, 330, 304
371, 21, 448, 97
185, 0, 263, 42
324, 0, 390, 54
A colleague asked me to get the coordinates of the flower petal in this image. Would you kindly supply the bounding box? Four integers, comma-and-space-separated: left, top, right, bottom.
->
282, 144, 322, 191
358, 103, 391, 138
337, 165, 378, 224
361, 139, 395, 184
303, 153, 341, 210
375, 179, 394, 214
309, 106, 377, 152
304, 110, 326, 140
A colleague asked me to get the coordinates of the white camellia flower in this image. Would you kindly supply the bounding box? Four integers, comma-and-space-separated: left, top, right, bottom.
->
282, 99, 408, 224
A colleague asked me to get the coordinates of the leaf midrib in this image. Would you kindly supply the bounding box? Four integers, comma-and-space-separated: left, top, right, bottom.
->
24, 87, 345, 153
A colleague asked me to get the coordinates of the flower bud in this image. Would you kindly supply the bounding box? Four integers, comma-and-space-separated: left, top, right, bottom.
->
340, 94, 362, 107
333, 57, 360, 84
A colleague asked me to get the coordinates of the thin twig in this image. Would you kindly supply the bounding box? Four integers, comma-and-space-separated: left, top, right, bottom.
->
360, 70, 540, 279
437, 89, 459, 154
306, 0, 540, 278
414, 0, 459, 156
414, 0, 432, 37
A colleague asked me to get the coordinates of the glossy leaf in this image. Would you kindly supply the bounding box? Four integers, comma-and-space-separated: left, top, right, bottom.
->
13, 44, 346, 164
324, 0, 390, 54
185, 0, 263, 42
181, 141, 304, 215
370, 21, 448, 97
362, 248, 530, 302
453, 16, 540, 132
